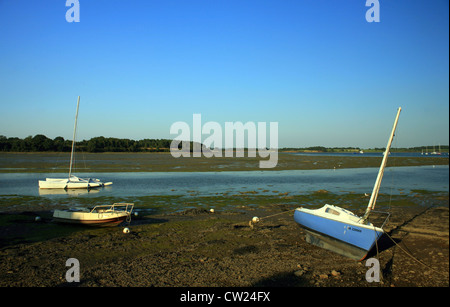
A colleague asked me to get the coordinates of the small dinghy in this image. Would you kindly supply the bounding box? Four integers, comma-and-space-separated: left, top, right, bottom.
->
53, 203, 134, 227
294, 107, 401, 261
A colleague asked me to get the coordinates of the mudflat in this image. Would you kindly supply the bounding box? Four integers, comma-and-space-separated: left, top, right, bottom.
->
0, 192, 448, 287
0, 152, 448, 172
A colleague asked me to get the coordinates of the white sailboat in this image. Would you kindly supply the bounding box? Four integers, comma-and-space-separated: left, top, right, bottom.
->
294, 107, 401, 260
38, 96, 112, 189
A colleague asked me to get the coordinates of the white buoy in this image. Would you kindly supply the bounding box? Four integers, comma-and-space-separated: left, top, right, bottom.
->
252, 216, 260, 223
134, 212, 139, 217
209, 208, 215, 213
123, 227, 130, 234
35, 216, 41, 222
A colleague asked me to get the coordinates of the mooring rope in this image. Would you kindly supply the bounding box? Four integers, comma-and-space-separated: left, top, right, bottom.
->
244, 208, 296, 229
383, 231, 448, 278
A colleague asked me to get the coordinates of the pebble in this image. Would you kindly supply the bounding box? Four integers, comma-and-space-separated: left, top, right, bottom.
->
294, 270, 305, 277
331, 270, 340, 277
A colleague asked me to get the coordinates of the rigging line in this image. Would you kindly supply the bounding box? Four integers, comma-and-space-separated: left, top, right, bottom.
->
369, 221, 383, 282
383, 231, 448, 278
258, 209, 296, 221
387, 129, 399, 212
241, 208, 296, 229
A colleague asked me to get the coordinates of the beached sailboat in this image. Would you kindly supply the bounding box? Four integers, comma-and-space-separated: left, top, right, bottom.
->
38, 96, 112, 189
53, 203, 134, 226
294, 107, 402, 261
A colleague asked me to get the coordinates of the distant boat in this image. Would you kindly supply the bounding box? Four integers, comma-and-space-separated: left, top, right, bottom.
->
53, 203, 134, 227
38, 96, 112, 189
294, 107, 401, 261
431, 145, 437, 155
431, 144, 442, 155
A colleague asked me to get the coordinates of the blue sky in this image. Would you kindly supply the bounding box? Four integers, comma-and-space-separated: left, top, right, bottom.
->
0, 0, 448, 148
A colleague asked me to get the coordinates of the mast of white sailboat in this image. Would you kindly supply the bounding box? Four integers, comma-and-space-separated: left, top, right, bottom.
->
362, 107, 401, 222
68, 96, 80, 179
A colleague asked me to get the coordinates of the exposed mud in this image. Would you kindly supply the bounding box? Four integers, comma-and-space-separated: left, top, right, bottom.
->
0, 204, 448, 288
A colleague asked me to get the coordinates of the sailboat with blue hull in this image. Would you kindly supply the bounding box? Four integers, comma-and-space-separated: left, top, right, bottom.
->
294, 107, 401, 261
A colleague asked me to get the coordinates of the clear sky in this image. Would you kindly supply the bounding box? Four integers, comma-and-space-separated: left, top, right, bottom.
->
0, 0, 448, 148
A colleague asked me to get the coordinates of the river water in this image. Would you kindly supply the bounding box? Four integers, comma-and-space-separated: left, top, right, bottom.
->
0, 165, 447, 199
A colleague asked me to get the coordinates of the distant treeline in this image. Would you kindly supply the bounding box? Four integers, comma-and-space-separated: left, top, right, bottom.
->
0, 135, 448, 153
0, 135, 174, 152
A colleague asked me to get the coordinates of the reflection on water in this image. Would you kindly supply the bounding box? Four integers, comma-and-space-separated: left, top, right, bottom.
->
38, 189, 101, 196
0, 165, 448, 199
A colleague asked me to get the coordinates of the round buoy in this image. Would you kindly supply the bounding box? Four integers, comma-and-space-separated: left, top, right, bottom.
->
252, 216, 260, 223
35, 216, 41, 222
123, 227, 130, 234
134, 212, 139, 217
209, 208, 215, 213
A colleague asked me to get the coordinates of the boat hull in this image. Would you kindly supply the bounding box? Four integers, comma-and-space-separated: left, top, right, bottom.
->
53, 210, 129, 227
294, 207, 384, 261
39, 177, 104, 189
53, 216, 127, 227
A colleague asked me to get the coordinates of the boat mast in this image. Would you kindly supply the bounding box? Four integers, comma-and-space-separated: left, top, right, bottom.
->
362, 107, 401, 222
68, 96, 80, 179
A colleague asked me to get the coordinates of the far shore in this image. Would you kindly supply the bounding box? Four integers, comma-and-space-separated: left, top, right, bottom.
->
0, 152, 448, 173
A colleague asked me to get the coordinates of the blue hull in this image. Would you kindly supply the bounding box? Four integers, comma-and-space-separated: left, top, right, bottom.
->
294, 209, 384, 260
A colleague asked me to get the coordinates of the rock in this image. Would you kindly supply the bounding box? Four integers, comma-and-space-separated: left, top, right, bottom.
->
294, 270, 305, 277
331, 270, 340, 277
319, 274, 328, 279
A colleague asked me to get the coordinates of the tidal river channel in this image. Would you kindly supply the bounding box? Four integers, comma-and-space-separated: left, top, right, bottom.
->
0, 165, 448, 199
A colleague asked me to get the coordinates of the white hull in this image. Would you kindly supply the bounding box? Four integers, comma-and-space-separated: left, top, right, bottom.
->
53, 203, 134, 227
39, 176, 111, 189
